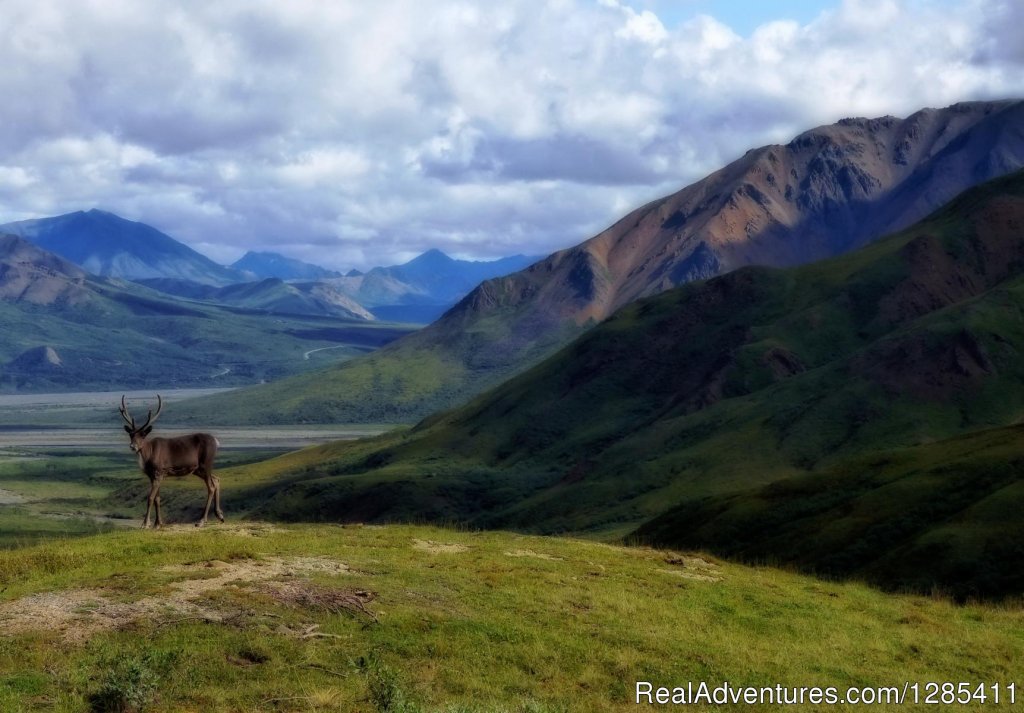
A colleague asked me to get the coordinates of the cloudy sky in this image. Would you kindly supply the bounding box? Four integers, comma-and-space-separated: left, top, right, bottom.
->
0, 0, 1022, 270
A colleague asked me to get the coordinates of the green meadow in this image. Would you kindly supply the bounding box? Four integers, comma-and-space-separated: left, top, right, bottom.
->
0, 522, 1021, 712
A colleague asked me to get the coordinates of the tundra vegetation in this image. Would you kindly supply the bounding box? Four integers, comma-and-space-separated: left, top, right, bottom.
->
0, 440, 1022, 711
0, 522, 1021, 712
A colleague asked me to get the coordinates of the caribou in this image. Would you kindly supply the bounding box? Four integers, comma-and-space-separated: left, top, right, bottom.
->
119, 394, 224, 528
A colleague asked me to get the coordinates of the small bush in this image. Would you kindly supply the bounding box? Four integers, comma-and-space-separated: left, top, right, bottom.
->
357, 656, 422, 713
87, 654, 160, 713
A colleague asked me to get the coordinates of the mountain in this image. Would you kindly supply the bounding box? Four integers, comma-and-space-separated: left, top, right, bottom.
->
0, 235, 413, 390
180, 99, 1024, 425
136, 277, 375, 320
0, 209, 244, 285
329, 250, 541, 322
220, 170, 1024, 597
231, 251, 342, 281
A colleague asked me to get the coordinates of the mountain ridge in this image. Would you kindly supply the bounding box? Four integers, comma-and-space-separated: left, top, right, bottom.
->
180, 99, 1024, 424
136, 276, 375, 320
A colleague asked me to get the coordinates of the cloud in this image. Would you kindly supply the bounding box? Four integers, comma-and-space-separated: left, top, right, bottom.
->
0, 0, 1021, 270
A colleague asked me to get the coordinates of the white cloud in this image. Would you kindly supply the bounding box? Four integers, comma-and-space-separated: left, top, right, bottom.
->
0, 0, 1021, 270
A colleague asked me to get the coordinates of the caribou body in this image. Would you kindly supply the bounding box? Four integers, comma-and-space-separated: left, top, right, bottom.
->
119, 395, 224, 528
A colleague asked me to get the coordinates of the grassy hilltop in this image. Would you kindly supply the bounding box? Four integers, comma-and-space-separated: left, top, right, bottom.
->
0, 523, 1021, 712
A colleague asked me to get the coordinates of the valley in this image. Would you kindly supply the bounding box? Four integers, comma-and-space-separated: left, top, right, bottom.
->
2, 97, 1024, 708
4, 3, 1022, 710
0, 236, 418, 393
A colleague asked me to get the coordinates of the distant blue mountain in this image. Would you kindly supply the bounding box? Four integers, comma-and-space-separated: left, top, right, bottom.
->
337, 249, 542, 313
0, 209, 244, 285
391, 249, 541, 303
231, 250, 342, 281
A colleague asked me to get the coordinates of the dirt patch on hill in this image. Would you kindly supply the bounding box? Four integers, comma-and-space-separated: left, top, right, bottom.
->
412, 539, 469, 553
0, 488, 26, 505
660, 554, 723, 582
505, 549, 564, 561
0, 555, 359, 643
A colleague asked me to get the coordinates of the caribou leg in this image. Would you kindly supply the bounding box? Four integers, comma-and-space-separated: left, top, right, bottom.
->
213, 476, 224, 523
197, 473, 215, 527
143, 479, 157, 529
155, 494, 163, 528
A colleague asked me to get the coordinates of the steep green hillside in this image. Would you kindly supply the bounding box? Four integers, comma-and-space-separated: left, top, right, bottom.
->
635, 423, 1024, 600
0, 524, 1020, 711
209, 171, 1024, 597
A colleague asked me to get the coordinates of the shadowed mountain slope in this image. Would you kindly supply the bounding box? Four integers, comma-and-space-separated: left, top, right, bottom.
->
183, 100, 1024, 424
227, 171, 1024, 597
0, 209, 244, 285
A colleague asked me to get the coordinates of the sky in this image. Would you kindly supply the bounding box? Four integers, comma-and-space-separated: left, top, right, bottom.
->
0, 0, 1021, 270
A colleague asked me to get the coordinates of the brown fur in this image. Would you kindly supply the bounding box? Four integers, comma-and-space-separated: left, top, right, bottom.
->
120, 395, 224, 528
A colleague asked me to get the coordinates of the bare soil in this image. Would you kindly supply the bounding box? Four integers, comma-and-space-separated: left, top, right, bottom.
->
0, 545, 360, 643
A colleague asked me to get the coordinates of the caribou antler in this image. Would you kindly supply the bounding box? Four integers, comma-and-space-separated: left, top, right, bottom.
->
120, 394, 163, 432
119, 395, 136, 429
139, 394, 163, 431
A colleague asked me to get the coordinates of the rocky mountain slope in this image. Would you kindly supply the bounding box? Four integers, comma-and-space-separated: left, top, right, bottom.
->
182, 99, 1024, 424
0, 234, 92, 307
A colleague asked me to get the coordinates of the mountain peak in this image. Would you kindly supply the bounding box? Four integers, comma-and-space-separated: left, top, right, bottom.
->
407, 248, 454, 267
230, 250, 341, 281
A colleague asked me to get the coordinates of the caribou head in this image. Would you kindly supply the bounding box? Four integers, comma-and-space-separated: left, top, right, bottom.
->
119, 395, 224, 529
120, 394, 163, 453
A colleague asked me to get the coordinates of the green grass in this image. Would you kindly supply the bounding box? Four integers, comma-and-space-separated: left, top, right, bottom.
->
0, 523, 1021, 711
635, 423, 1024, 600
0, 507, 114, 549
